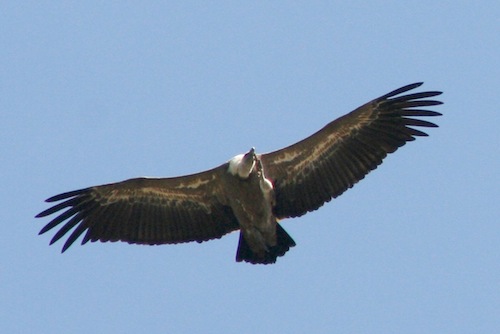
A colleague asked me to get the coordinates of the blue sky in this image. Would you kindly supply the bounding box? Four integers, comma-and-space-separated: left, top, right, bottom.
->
2, 2, 499, 333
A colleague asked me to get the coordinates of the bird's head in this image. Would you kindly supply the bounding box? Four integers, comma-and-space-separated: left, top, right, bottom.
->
228, 147, 256, 179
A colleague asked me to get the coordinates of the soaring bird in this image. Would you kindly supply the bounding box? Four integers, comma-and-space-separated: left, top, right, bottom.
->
36, 82, 442, 264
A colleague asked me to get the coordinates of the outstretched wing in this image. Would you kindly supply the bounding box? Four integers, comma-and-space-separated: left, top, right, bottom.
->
260, 82, 442, 218
36, 165, 239, 252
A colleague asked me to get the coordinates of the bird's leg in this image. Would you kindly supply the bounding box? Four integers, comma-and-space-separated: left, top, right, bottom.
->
256, 157, 274, 195
256, 156, 264, 178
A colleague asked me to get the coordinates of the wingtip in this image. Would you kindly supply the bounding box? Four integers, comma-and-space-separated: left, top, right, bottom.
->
39, 221, 55, 234
405, 82, 424, 90
45, 188, 88, 202
48, 237, 70, 254
49, 236, 58, 246
380, 82, 425, 99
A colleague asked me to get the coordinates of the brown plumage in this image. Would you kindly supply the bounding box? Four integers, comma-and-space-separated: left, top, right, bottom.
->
36, 82, 442, 264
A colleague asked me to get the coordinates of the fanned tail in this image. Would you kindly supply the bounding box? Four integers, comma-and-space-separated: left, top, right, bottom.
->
236, 224, 296, 264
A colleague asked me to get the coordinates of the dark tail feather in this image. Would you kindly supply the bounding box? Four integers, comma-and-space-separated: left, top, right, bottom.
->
236, 224, 296, 265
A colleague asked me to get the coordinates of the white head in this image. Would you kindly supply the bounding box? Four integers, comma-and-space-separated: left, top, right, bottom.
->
228, 147, 256, 179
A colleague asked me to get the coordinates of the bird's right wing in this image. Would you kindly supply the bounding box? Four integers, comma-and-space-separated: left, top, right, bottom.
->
36, 165, 240, 252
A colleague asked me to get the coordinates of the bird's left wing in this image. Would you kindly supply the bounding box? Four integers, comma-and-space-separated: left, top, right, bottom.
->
36, 165, 239, 252
259, 82, 442, 219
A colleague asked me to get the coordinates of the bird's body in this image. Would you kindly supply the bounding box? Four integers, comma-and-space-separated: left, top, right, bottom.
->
225, 150, 295, 263
37, 82, 442, 264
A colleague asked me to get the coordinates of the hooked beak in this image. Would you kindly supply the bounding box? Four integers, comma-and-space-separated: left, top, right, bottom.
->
244, 147, 255, 157
243, 147, 256, 162
240, 147, 256, 176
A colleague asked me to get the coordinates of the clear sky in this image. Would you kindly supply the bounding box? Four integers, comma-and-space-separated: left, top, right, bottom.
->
2, 2, 499, 333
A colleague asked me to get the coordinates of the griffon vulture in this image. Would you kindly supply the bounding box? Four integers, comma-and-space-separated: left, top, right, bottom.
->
36, 82, 442, 264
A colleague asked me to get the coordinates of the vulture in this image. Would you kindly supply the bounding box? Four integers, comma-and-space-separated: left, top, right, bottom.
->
36, 82, 442, 264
